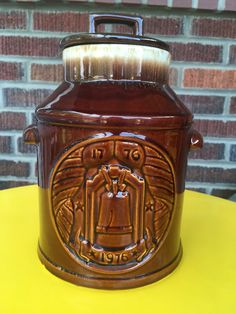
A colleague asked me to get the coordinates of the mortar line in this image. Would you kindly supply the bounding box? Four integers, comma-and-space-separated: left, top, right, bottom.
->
223, 42, 230, 65
0, 56, 61, 62
29, 159, 37, 179
177, 66, 183, 88
0, 155, 36, 161
26, 7, 32, 32
0, 81, 58, 89
223, 96, 231, 114
224, 143, 231, 162
186, 182, 236, 189
183, 14, 191, 36
24, 60, 30, 82
188, 160, 236, 168
0, 176, 37, 182
205, 187, 212, 194
174, 87, 236, 95
26, 110, 33, 127
12, 134, 18, 155
192, 0, 198, 9
0, 107, 38, 112
0, 88, 4, 109
0, 130, 26, 136
195, 138, 235, 144
172, 63, 236, 70
25, 59, 62, 65
200, 137, 236, 143
218, 0, 225, 11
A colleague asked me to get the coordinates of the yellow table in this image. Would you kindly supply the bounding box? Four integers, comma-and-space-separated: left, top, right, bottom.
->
0, 185, 236, 314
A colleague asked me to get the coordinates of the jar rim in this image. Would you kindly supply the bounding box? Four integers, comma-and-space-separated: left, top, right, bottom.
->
60, 33, 169, 52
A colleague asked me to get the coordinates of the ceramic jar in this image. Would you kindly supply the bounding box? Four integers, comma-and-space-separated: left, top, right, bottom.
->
24, 14, 202, 289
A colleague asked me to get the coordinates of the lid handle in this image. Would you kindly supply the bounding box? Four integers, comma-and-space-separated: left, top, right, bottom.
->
89, 14, 143, 36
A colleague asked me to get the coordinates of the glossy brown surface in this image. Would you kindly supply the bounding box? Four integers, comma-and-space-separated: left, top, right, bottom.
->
24, 14, 202, 289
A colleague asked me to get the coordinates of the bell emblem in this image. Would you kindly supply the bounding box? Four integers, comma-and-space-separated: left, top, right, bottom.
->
96, 168, 133, 248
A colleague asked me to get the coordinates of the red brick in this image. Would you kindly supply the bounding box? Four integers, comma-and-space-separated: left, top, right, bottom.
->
169, 67, 178, 87
225, 0, 236, 11
4, 88, 53, 107
192, 18, 236, 39
33, 12, 88, 32
229, 97, 236, 114
31, 64, 63, 82
211, 189, 236, 199
189, 143, 225, 160
0, 36, 60, 57
169, 42, 223, 63
0, 112, 26, 130
0, 180, 33, 190
111, 23, 135, 35
183, 69, 236, 89
0, 62, 24, 80
193, 119, 236, 137
187, 166, 236, 184
198, 0, 218, 10
17, 137, 37, 154
172, 0, 192, 8
178, 95, 224, 114
229, 45, 236, 64
0, 160, 30, 177
144, 17, 183, 35
0, 11, 26, 29
0, 136, 12, 153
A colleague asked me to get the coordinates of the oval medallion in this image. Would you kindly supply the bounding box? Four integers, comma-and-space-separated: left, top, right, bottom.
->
51, 136, 176, 273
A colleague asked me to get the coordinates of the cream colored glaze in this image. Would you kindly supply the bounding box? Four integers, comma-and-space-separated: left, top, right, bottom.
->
63, 44, 171, 83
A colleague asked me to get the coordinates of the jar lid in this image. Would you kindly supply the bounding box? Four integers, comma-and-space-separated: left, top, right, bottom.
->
61, 14, 171, 83
60, 14, 169, 52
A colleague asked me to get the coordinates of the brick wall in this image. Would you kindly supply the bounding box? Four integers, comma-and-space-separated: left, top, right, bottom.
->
0, 1, 236, 199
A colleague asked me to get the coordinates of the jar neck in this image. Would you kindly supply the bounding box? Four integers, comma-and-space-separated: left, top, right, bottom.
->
63, 44, 170, 84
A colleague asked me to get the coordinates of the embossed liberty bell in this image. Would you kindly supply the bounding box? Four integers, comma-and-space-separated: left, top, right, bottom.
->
23, 13, 202, 289
96, 166, 133, 248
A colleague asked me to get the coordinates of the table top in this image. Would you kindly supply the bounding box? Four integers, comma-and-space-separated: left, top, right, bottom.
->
0, 185, 236, 314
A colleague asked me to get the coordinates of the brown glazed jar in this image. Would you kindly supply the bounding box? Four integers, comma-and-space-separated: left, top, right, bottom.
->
24, 14, 203, 289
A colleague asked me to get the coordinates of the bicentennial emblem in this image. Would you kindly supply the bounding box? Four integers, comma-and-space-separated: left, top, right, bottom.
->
51, 136, 175, 272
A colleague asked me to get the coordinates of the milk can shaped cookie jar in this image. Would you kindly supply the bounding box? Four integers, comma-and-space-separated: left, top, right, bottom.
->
24, 14, 203, 289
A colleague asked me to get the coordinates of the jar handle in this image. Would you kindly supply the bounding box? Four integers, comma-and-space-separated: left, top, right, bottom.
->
190, 129, 203, 150
89, 13, 143, 36
23, 124, 39, 145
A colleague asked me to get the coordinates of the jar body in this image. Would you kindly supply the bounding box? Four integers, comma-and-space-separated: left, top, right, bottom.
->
26, 80, 196, 289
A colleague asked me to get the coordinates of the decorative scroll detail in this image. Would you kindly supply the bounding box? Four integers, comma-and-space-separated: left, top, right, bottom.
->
51, 136, 175, 272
